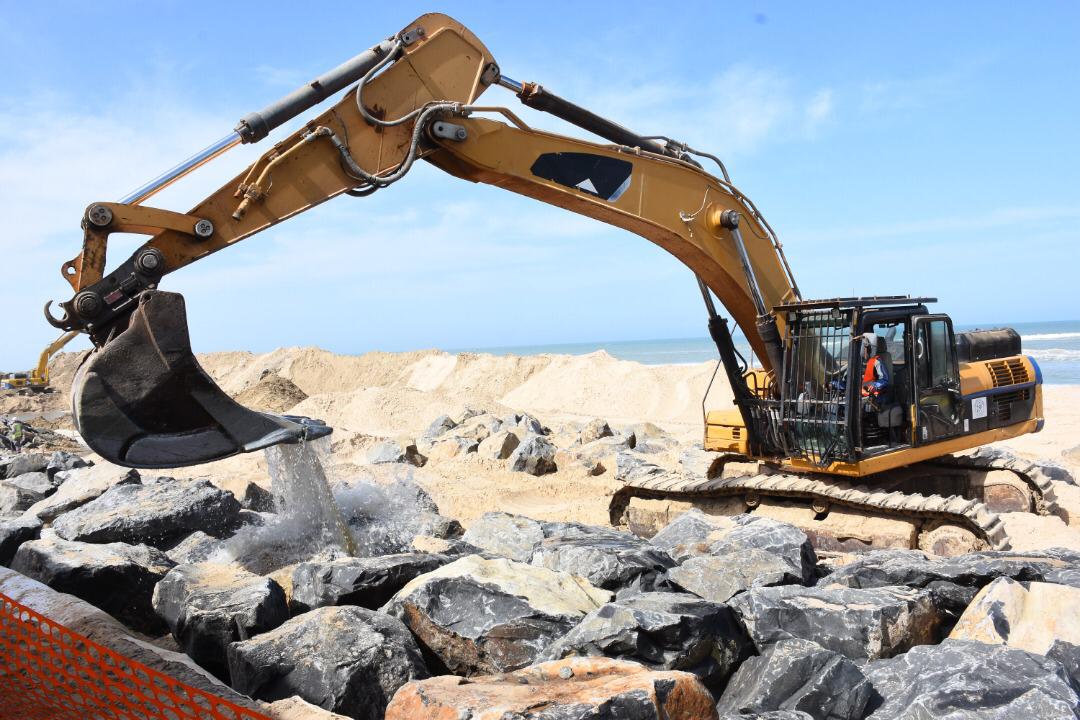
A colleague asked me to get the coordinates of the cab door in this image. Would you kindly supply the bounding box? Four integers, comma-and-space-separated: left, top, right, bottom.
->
913, 315, 963, 444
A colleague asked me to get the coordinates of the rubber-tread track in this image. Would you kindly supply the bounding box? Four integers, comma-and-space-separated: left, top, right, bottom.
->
925, 447, 1066, 519
613, 467, 1011, 551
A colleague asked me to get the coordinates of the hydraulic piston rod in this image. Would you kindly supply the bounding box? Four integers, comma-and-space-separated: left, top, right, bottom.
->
119, 36, 400, 205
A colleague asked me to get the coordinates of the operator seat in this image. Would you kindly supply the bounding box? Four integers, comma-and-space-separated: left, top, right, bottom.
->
874, 335, 904, 445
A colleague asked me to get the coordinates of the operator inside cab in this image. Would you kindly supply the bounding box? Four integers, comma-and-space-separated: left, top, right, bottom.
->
861, 333, 891, 401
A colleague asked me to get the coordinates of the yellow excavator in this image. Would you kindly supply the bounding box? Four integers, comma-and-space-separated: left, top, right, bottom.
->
43, 13, 1056, 554
1, 331, 79, 393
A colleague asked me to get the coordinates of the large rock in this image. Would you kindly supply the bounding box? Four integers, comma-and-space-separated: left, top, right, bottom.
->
819, 548, 1080, 591
165, 530, 225, 565
338, 477, 462, 557
153, 562, 288, 680
228, 605, 428, 720
0, 513, 42, 566
51, 477, 241, 547
385, 657, 719, 720
477, 429, 520, 460
531, 532, 675, 592
540, 591, 750, 690
290, 552, 451, 613
718, 714, 812, 720
579, 418, 614, 444
0, 452, 50, 479
45, 450, 91, 480
462, 512, 545, 562
716, 638, 871, 720
0, 475, 53, 514
366, 439, 425, 467
651, 510, 816, 584
260, 696, 352, 720
25, 462, 140, 521
508, 433, 557, 475
864, 639, 1080, 719
11, 534, 174, 634
383, 554, 611, 675
731, 584, 944, 661
948, 577, 1080, 654
668, 549, 806, 604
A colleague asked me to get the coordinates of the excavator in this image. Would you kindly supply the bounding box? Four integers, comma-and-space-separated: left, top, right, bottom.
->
42, 13, 1059, 555
1, 331, 79, 393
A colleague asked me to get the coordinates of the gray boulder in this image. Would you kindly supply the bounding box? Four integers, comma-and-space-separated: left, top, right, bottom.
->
717, 638, 871, 720
1047, 640, 1080, 694
239, 481, 275, 512
0, 474, 54, 514
719, 714, 813, 720
864, 639, 1080, 718
339, 478, 462, 557
819, 548, 1080, 591
366, 439, 425, 467
508, 433, 557, 475
12, 534, 174, 634
25, 462, 140, 521
579, 418, 614, 444
731, 584, 945, 661
383, 554, 611, 675
52, 477, 241, 547
540, 591, 750, 690
165, 530, 223, 565
668, 549, 807, 604
152, 562, 288, 681
46, 450, 90, 480
462, 512, 545, 561
290, 552, 451, 613
423, 414, 457, 439
477, 429, 520, 460
0, 514, 42, 566
0, 452, 49, 479
531, 532, 675, 592
227, 605, 429, 720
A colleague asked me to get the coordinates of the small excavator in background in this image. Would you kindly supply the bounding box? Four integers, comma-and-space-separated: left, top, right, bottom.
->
1, 331, 78, 394
42, 13, 1059, 555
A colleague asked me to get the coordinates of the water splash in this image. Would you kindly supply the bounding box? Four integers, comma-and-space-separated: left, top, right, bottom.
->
264, 438, 357, 556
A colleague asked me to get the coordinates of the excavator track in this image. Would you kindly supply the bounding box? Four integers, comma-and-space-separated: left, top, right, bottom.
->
611, 464, 1012, 554
923, 448, 1065, 520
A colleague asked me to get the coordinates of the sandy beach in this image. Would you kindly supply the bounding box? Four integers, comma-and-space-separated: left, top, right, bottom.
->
9, 346, 1078, 549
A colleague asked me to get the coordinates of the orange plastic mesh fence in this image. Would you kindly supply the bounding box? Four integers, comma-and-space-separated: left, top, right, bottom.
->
0, 592, 271, 720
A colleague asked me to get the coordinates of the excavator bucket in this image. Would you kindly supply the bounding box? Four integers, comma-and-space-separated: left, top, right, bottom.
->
72, 290, 331, 469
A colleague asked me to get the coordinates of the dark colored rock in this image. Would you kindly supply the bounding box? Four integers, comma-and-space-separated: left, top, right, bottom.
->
423, 414, 457, 439
383, 554, 611, 675
731, 584, 944, 661
531, 532, 675, 592
508, 433, 557, 475
165, 531, 223, 565
290, 552, 451, 613
51, 477, 242, 547
45, 451, 90, 481
227, 605, 428, 720
386, 657, 719, 720
668, 549, 806, 604
26, 463, 141, 522
718, 713, 813, 720
152, 563, 288, 681
0, 475, 53, 514
1047, 640, 1080, 694
0, 452, 49, 480
366, 439, 425, 467
462, 512, 545, 562
0, 514, 42, 566
339, 478, 462, 557
239, 481, 275, 512
820, 548, 1080, 591
864, 639, 1080, 718
540, 591, 750, 690
12, 534, 174, 634
717, 638, 871, 720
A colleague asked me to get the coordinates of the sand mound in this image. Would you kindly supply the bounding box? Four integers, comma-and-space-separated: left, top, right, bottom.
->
233, 373, 309, 413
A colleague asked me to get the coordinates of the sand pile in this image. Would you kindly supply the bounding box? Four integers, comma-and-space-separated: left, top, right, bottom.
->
233, 373, 308, 413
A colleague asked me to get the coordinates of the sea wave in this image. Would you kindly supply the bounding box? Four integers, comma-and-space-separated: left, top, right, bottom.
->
1023, 332, 1080, 341
1027, 348, 1080, 362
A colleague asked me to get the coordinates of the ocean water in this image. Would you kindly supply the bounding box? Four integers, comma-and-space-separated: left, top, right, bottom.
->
464, 319, 1080, 385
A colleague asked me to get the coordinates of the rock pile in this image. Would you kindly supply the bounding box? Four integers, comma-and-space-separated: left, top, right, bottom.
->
2, 412, 1080, 720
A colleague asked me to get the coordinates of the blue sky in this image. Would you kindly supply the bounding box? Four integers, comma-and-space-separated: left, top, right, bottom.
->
1, 2, 1078, 368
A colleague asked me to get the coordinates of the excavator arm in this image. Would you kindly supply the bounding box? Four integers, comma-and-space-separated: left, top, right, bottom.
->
47, 12, 798, 469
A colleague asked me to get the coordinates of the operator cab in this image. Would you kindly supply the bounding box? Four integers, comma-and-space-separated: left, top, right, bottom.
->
750, 296, 966, 468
